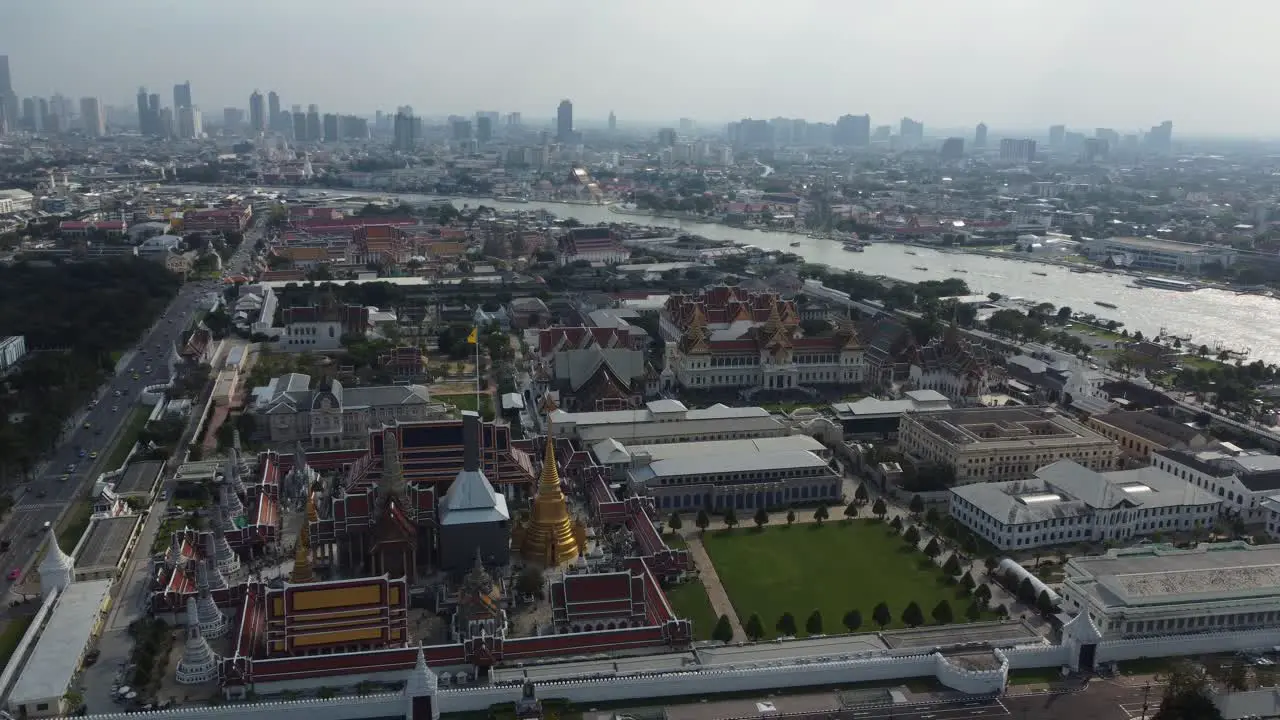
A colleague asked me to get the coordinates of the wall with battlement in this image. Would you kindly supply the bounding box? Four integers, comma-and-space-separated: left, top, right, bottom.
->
82, 692, 404, 720
1000, 643, 1071, 670
934, 653, 1007, 695
1097, 628, 1280, 664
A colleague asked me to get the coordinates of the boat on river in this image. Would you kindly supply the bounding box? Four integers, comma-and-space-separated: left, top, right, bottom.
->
1134, 276, 1199, 291
843, 242, 864, 252
789, 241, 802, 247
1095, 301, 1118, 309
913, 266, 929, 271
905, 250, 917, 255
1033, 271, 1048, 276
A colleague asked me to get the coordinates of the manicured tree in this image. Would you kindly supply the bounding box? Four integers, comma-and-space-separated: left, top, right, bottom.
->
872, 497, 887, 520
964, 600, 983, 622
1036, 589, 1057, 615
931, 599, 954, 625
854, 484, 869, 505
786, 509, 796, 526
744, 613, 765, 641
814, 504, 829, 526
843, 609, 862, 633
983, 555, 999, 574
942, 553, 962, 576
974, 584, 993, 604
805, 609, 824, 636
901, 601, 925, 628
993, 604, 1009, 618
924, 506, 941, 529
776, 612, 798, 637
889, 515, 904, 532
712, 614, 734, 643
843, 501, 859, 521
668, 512, 682, 533
961, 570, 976, 591
903, 525, 921, 545
696, 509, 710, 534
724, 506, 738, 530
924, 537, 942, 560
753, 506, 769, 530
909, 494, 925, 517
1017, 577, 1036, 604
872, 602, 892, 630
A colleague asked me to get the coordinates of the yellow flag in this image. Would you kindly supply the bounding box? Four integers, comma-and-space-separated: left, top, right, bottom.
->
466, 327, 478, 344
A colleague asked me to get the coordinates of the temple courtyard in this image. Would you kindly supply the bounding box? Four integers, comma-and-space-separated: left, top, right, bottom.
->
702, 521, 992, 638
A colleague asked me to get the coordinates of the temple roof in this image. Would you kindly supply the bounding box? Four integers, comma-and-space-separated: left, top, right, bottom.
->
441, 469, 510, 526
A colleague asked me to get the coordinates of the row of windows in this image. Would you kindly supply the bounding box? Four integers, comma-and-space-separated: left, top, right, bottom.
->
656, 483, 840, 510
654, 468, 832, 487
1122, 610, 1280, 636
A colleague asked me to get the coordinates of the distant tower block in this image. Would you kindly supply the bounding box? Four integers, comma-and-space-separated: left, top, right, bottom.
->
194, 559, 229, 639
176, 597, 219, 684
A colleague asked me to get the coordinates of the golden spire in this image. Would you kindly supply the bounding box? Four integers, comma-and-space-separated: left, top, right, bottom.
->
290, 518, 315, 584
517, 420, 582, 567
306, 491, 319, 524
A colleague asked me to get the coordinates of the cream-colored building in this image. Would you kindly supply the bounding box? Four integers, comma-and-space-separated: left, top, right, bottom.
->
1085, 410, 1210, 465
898, 406, 1118, 484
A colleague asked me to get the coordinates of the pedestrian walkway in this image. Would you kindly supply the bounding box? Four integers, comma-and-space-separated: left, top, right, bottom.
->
684, 534, 744, 639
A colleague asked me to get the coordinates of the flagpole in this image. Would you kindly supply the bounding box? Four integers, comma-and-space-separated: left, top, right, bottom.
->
475, 327, 481, 421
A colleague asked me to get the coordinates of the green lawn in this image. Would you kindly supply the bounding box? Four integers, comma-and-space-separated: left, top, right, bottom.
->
105, 407, 152, 470
58, 500, 93, 552
665, 580, 719, 641
1179, 355, 1230, 372
703, 522, 988, 638
0, 616, 35, 668
1068, 322, 1126, 342
440, 393, 495, 420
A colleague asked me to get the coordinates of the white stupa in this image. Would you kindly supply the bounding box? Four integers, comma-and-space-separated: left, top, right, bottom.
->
175, 597, 219, 684
38, 527, 74, 599
194, 559, 229, 639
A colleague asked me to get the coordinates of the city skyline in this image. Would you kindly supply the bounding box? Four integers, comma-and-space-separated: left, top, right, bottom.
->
2, 0, 1278, 137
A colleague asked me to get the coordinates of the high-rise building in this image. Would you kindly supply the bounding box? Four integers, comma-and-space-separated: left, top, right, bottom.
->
292, 112, 307, 141
157, 107, 174, 138
608, 111, 616, 131
305, 104, 321, 142
173, 81, 192, 110
136, 87, 151, 135
999, 138, 1037, 163
248, 91, 266, 133
1145, 121, 1173, 153
657, 128, 677, 146
899, 117, 924, 147
177, 106, 202, 139
939, 137, 965, 160
37, 98, 50, 133
223, 107, 244, 134
322, 113, 339, 143
451, 118, 472, 141
1081, 137, 1110, 162
974, 122, 988, 149
393, 110, 416, 152
79, 97, 104, 137
476, 115, 492, 143
267, 91, 281, 131
506, 112, 521, 127
1049, 125, 1065, 148
835, 114, 871, 146
556, 99, 573, 141
0, 56, 17, 132
21, 97, 35, 131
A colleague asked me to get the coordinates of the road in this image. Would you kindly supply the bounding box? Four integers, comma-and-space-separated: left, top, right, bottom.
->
0, 226, 262, 599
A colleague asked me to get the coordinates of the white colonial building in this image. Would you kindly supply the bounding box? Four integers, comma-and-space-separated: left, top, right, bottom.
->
1060, 542, 1280, 638
1151, 444, 1280, 524
548, 399, 786, 445
249, 373, 448, 449
949, 459, 1220, 551
626, 443, 841, 513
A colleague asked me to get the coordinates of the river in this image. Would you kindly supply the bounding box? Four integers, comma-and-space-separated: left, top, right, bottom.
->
178, 185, 1280, 363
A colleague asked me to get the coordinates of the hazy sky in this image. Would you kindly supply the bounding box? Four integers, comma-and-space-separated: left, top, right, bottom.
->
4, 0, 1276, 135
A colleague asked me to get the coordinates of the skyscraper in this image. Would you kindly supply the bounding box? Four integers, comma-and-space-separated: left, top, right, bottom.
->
177, 106, 202, 139
974, 122, 988, 149
267, 91, 280, 131
999, 138, 1037, 163
0, 56, 17, 132
939, 137, 965, 160
835, 114, 871, 146
1145, 121, 1173, 153
136, 87, 151, 135
248, 91, 266, 133
322, 113, 339, 143
393, 110, 416, 152
556, 99, 573, 142
608, 111, 616, 132
79, 97, 104, 137
173, 81, 192, 110
476, 115, 492, 143
1049, 125, 1065, 148
305, 104, 321, 142
21, 97, 35, 131
223, 107, 244, 134
292, 112, 307, 142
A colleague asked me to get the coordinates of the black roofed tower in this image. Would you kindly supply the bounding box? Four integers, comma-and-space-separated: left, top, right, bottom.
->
438, 411, 511, 573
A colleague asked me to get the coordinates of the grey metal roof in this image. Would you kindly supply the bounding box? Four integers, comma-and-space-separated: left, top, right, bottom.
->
10, 580, 114, 707
952, 459, 1219, 526
440, 469, 510, 526
630, 449, 831, 481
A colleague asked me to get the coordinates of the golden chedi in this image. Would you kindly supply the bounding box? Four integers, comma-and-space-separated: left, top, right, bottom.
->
513, 423, 585, 567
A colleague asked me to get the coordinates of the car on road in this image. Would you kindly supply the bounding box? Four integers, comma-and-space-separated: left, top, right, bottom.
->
82, 421, 91, 429
58, 474, 69, 482
160, 490, 169, 501
65, 464, 75, 473
111, 405, 118, 412
89, 451, 98, 459
7, 569, 19, 580
78, 449, 86, 458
